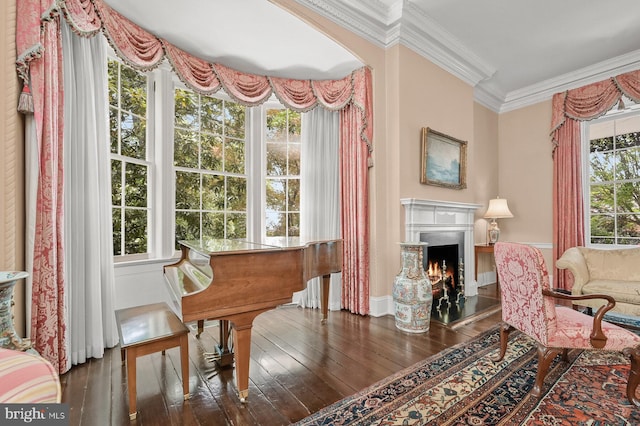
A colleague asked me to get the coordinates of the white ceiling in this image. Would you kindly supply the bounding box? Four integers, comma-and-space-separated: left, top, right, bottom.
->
101, 0, 363, 81
102, 0, 640, 112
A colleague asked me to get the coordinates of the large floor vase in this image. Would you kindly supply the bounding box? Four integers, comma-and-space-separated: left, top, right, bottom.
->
0, 271, 31, 350
392, 242, 432, 333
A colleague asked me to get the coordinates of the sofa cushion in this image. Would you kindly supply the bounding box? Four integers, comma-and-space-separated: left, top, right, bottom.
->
580, 247, 640, 281
582, 279, 640, 305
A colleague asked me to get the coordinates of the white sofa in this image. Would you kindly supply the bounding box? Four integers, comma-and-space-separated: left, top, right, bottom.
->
556, 246, 640, 316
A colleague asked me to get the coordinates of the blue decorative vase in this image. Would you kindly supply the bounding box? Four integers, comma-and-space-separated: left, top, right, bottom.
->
392, 243, 432, 333
0, 271, 31, 350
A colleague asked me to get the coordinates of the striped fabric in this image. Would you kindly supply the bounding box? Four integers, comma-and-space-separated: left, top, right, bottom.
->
0, 348, 61, 403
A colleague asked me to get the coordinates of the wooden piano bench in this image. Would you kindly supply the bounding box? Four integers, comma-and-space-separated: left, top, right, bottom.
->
115, 302, 190, 420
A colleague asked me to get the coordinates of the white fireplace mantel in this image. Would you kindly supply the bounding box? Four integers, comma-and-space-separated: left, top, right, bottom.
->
401, 198, 482, 296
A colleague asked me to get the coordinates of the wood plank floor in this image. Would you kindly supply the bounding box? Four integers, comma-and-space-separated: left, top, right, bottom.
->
59, 285, 501, 425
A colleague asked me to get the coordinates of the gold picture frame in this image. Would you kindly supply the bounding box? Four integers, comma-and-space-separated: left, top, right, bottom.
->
420, 127, 467, 189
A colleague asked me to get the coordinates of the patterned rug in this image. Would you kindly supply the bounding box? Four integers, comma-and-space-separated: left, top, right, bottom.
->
603, 312, 640, 332
294, 327, 639, 425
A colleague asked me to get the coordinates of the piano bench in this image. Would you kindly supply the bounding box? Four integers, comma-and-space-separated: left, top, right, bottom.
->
115, 302, 190, 420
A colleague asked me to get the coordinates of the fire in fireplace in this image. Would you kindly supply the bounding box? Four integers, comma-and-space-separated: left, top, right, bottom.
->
420, 231, 465, 298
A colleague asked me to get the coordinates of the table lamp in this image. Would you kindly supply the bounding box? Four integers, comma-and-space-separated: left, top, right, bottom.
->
483, 197, 513, 244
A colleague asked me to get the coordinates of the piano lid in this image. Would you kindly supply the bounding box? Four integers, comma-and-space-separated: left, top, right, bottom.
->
179, 237, 316, 256
179, 237, 338, 256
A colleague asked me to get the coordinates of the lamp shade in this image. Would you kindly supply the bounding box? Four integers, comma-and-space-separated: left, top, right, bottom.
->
483, 198, 513, 219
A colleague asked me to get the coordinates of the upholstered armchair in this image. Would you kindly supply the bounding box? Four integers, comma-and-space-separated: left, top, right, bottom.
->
492, 242, 640, 406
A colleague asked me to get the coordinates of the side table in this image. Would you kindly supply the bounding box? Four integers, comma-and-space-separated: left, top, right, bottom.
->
474, 244, 500, 293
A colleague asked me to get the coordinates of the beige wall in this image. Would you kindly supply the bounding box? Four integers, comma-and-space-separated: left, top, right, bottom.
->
277, 0, 557, 296
397, 47, 476, 203
498, 101, 555, 268
1, 0, 27, 335
1, 1, 559, 321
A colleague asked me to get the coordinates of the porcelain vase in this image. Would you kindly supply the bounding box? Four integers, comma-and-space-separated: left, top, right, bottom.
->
0, 271, 31, 351
392, 242, 432, 333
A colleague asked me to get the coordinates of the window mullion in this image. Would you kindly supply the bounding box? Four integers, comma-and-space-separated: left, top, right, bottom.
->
246, 106, 264, 242
153, 66, 176, 258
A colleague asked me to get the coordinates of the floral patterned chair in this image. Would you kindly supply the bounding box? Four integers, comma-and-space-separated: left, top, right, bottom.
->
492, 242, 640, 406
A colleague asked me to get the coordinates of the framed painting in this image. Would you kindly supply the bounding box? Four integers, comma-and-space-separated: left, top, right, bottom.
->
420, 127, 467, 189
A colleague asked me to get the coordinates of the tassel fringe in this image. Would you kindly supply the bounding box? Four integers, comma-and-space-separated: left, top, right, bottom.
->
18, 85, 34, 114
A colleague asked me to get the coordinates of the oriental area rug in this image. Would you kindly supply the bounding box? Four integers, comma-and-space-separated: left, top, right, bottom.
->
294, 327, 640, 425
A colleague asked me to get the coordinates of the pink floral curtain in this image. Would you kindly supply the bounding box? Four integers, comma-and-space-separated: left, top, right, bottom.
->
340, 72, 372, 315
550, 70, 640, 290
16, 0, 67, 373
17, 0, 373, 365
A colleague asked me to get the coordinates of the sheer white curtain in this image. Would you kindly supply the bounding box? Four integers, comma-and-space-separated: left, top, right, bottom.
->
298, 107, 341, 310
61, 21, 118, 367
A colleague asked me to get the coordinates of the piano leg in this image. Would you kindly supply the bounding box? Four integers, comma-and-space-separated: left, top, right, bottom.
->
229, 310, 269, 403
321, 274, 331, 324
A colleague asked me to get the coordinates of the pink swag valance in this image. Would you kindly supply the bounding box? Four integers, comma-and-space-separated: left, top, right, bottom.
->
18, 0, 373, 158
551, 70, 640, 150
549, 68, 640, 291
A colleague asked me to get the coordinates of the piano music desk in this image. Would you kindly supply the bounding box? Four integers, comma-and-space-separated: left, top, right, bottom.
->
115, 302, 190, 420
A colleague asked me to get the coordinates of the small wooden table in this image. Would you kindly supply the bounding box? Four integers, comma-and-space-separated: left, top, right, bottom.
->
475, 244, 500, 292
115, 302, 190, 420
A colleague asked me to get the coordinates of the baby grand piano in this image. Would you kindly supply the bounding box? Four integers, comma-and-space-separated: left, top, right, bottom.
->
163, 238, 342, 402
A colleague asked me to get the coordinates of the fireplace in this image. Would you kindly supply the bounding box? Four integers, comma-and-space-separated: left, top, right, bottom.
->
401, 198, 481, 297
420, 231, 464, 298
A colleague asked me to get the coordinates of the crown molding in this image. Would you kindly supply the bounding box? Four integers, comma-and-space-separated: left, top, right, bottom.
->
499, 49, 640, 113
293, 0, 640, 113
473, 85, 504, 113
290, 0, 397, 47
294, 0, 495, 86
399, 2, 495, 87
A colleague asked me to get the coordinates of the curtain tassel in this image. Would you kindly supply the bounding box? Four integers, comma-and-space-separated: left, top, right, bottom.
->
18, 84, 34, 114
618, 97, 626, 111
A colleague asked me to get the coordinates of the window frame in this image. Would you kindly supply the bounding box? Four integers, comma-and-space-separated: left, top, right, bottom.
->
582, 102, 640, 248
264, 107, 302, 239
110, 54, 300, 264
109, 57, 155, 262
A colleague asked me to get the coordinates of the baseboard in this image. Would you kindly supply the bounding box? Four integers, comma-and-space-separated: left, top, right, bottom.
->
369, 295, 393, 317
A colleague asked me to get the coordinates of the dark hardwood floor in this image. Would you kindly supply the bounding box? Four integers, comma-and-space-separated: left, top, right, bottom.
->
59, 284, 501, 425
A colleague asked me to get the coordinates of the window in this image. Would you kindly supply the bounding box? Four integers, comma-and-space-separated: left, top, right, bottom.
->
108, 60, 150, 257
174, 88, 247, 245
108, 57, 305, 261
585, 110, 640, 246
265, 108, 301, 238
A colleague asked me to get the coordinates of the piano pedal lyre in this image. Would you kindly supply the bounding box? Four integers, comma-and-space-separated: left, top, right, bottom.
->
203, 322, 234, 382
204, 352, 221, 362
205, 368, 219, 380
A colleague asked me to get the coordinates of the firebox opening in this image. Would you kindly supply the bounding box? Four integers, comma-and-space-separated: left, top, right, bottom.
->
425, 244, 458, 297
420, 231, 465, 298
